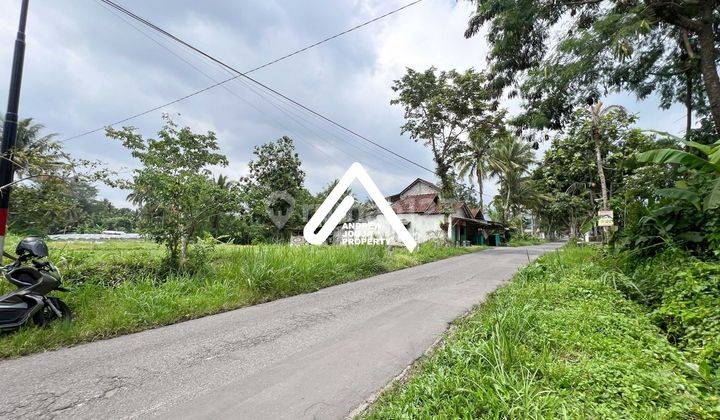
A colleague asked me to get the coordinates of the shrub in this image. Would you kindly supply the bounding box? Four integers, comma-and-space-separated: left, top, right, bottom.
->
610, 249, 720, 385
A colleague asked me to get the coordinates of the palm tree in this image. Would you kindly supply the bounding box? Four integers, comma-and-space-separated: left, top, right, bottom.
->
0, 116, 60, 176
489, 135, 535, 222
0, 116, 56, 148
494, 174, 544, 229
587, 102, 626, 211
454, 130, 493, 213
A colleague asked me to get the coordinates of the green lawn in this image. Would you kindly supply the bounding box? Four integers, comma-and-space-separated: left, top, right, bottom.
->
363, 245, 720, 419
0, 239, 485, 358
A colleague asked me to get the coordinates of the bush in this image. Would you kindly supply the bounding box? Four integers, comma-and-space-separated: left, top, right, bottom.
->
613, 249, 720, 383
653, 261, 720, 381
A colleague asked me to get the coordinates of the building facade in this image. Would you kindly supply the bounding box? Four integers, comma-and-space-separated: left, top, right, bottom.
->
332, 178, 506, 246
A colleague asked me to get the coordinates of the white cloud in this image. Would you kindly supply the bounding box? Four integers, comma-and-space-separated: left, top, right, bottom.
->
0, 0, 693, 210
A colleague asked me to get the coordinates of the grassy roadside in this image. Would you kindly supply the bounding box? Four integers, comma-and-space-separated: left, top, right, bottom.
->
508, 236, 547, 247
363, 245, 720, 418
0, 240, 485, 359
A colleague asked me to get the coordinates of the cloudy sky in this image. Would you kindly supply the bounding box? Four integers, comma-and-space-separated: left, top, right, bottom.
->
0, 0, 688, 208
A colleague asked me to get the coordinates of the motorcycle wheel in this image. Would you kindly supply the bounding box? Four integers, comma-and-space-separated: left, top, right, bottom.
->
33, 297, 72, 327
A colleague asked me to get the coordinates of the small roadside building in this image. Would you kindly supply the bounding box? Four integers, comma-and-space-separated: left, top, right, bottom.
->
332, 178, 507, 246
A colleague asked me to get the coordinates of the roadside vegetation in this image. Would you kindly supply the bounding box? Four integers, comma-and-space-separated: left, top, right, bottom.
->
613, 249, 720, 385
0, 239, 484, 359
364, 245, 719, 418
507, 233, 546, 247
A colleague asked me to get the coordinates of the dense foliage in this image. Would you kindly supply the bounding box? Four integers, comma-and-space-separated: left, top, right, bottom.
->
613, 249, 720, 383
616, 133, 720, 255
391, 67, 505, 197
235, 136, 312, 243
532, 109, 669, 238
464, 0, 720, 132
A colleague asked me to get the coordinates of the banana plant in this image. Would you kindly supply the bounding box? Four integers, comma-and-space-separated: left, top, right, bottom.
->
636, 131, 720, 211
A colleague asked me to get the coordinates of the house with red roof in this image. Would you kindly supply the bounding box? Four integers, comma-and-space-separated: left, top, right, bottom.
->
333, 178, 506, 246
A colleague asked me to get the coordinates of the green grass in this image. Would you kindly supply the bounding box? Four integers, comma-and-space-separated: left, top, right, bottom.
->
0, 239, 484, 358
363, 245, 720, 419
507, 236, 547, 247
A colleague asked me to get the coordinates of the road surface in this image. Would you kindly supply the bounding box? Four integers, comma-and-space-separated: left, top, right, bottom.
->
0, 243, 561, 419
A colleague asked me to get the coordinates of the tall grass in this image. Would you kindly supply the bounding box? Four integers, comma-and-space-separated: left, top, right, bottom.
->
363, 245, 720, 418
0, 240, 483, 358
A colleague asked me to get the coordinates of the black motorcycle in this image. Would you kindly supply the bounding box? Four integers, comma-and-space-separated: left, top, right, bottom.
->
0, 237, 71, 331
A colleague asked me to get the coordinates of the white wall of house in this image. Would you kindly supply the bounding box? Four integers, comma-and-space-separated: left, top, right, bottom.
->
402, 213, 448, 243
332, 213, 449, 246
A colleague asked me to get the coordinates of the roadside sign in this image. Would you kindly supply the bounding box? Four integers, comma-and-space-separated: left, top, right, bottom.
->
598, 210, 614, 227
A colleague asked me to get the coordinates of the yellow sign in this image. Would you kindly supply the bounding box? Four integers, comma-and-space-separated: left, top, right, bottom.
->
598, 210, 614, 227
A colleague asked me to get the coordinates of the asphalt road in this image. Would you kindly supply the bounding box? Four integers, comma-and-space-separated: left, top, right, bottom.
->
0, 243, 561, 419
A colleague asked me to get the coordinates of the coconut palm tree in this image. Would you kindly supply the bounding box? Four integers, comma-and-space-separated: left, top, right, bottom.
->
454, 130, 493, 213
489, 135, 535, 222
0, 116, 60, 177
587, 102, 626, 211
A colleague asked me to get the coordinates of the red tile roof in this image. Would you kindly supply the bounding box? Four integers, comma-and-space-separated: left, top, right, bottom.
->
391, 193, 438, 214
469, 207, 485, 219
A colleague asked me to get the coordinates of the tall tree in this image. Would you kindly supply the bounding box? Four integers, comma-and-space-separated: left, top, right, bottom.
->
454, 128, 502, 213
465, 1, 720, 131
588, 103, 627, 211
391, 68, 504, 197
533, 112, 665, 235
239, 136, 306, 242
106, 115, 235, 267
489, 135, 536, 221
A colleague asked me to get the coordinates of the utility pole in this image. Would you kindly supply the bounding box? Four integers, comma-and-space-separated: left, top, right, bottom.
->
0, 0, 30, 259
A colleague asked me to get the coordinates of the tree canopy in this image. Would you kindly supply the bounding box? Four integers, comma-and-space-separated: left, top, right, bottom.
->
391, 67, 505, 197
238, 136, 310, 243
465, 0, 720, 132
106, 115, 236, 266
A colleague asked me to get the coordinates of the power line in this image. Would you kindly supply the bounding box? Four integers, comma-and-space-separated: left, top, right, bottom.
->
92, 0, 425, 177
98, 0, 435, 175
60, 0, 425, 170
95, 0, 436, 175
100, 2, 423, 175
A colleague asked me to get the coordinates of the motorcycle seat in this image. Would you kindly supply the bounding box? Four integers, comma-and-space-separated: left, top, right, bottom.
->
5, 266, 43, 288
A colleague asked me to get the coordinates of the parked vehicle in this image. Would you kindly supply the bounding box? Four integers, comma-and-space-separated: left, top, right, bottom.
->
0, 237, 71, 331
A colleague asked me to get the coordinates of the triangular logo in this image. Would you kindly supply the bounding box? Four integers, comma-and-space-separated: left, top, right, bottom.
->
303, 162, 418, 252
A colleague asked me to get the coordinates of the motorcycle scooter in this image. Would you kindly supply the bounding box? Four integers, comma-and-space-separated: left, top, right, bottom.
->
0, 237, 71, 331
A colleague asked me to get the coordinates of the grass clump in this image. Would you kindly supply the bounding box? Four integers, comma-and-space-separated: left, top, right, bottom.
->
0, 240, 482, 358
364, 245, 720, 419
